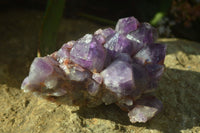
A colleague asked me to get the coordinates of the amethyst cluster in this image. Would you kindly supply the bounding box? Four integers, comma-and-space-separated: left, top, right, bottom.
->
21, 17, 166, 123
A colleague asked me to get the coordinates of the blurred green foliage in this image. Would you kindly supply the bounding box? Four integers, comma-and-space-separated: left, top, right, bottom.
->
150, 0, 172, 26
37, 0, 200, 54
39, 0, 65, 56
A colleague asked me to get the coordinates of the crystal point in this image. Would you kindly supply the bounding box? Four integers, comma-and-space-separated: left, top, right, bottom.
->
21, 16, 166, 124
70, 34, 106, 72
115, 16, 140, 35
104, 33, 133, 58
101, 60, 135, 97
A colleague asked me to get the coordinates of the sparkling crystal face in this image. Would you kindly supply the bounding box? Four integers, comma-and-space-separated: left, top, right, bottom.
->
70, 34, 106, 72
100, 60, 135, 97
21, 16, 166, 123
104, 33, 134, 58
115, 16, 140, 35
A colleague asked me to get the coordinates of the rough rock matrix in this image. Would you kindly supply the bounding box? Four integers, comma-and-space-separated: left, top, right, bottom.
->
21, 16, 166, 123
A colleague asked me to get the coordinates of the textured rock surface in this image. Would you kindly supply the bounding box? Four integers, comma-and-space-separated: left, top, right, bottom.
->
0, 10, 200, 133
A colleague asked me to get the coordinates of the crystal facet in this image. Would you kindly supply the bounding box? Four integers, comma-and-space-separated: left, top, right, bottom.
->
70, 34, 106, 72
115, 16, 140, 35
104, 33, 133, 58
101, 60, 135, 97
21, 16, 166, 124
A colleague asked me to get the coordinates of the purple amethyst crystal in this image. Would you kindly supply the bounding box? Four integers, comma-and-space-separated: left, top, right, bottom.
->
104, 33, 134, 58
115, 16, 140, 35
94, 28, 116, 41
134, 43, 166, 65
101, 60, 135, 97
87, 79, 100, 96
56, 41, 75, 63
126, 23, 158, 55
128, 96, 163, 123
70, 34, 106, 72
21, 16, 166, 123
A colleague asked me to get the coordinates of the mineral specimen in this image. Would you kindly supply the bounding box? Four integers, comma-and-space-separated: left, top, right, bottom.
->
21, 16, 166, 123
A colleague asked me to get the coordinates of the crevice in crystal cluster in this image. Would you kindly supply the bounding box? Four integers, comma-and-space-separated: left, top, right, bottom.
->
21, 16, 166, 123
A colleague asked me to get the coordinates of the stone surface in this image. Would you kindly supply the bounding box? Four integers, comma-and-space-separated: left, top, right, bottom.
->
0, 10, 200, 133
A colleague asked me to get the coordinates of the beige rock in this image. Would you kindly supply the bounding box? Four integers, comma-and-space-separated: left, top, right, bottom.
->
0, 10, 200, 133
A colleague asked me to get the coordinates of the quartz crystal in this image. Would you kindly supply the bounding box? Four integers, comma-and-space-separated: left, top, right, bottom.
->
104, 33, 133, 58
115, 16, 140, 35
100, 60, 135, 97
21, 16, 166, 123
70, 34, 106, 72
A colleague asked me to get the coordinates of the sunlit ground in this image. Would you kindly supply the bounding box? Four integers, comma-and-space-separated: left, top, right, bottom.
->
0, 9, 200, 133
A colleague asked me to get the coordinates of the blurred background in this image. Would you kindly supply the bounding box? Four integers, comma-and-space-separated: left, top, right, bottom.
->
0, 0, 200, 55
0, 1, 200, 132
